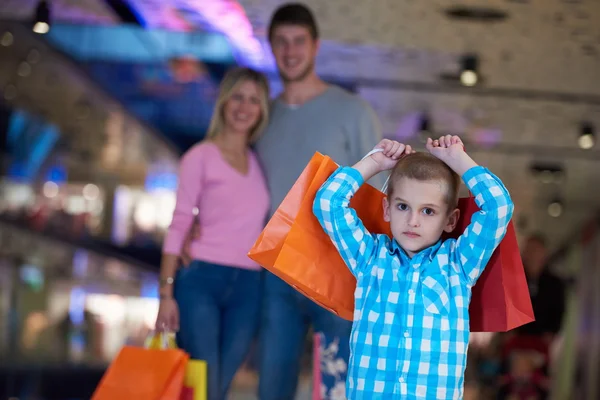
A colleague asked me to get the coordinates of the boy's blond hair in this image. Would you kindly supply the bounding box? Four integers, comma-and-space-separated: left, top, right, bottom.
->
386, 152, 460, 211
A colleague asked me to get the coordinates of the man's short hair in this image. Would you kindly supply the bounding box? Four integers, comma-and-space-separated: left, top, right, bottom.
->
268, 3, 319, 41
386, 152, 460, 210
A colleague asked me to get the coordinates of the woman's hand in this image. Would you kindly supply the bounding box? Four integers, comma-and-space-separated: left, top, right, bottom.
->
155, 297, 179, 332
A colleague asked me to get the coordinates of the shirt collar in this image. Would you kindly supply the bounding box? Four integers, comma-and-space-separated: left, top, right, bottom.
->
391, 238, 443, 264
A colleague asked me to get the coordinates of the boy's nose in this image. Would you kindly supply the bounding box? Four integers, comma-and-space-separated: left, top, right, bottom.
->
408, 213, 420, 227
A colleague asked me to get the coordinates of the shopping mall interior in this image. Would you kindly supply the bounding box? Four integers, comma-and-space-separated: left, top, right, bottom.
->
0, 0, 599, 399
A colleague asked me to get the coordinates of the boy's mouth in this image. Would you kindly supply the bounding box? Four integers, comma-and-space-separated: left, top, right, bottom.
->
403, 231, 421, 238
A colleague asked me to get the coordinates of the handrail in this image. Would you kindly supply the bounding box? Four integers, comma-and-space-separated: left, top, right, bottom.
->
0, 216, 160, 271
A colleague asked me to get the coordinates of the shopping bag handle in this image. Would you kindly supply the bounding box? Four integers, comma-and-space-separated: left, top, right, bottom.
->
145, 331, 177, 350
362, 144, 468, 194
361, 148, 390, 194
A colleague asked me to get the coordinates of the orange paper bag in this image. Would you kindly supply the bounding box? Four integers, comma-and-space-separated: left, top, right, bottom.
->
248, 152, 389, 320
249, 152, 534, 332
92, 345, 188, 400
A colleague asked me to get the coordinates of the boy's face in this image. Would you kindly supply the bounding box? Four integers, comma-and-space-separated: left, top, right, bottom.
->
383, 177, 459, 258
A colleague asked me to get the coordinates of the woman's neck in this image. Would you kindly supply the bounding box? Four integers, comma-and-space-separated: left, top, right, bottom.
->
211, 130, 248, 154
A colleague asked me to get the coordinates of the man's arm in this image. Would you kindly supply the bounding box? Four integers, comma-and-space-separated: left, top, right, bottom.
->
349, 100, 385, 189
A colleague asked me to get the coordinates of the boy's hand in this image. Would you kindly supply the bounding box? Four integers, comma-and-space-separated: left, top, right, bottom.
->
426, 135, 477, 176
370, 139, 414, 171
426, 135, 465, 161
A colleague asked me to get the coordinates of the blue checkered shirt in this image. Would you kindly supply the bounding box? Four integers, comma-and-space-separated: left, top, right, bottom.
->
313, 165, 514, 399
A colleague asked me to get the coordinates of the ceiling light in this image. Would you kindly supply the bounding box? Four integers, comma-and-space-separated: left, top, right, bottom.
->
1, 32, 13, 47
578, 122, 595, 150
27, 49, 41, 64
460, 55, 479, 87
3, 84, 17, 101
444, 6, 509, 22
32, 1, 51, 34
529, 162, 565, 184
547, 198, 563, 218
17, 62, 32, 77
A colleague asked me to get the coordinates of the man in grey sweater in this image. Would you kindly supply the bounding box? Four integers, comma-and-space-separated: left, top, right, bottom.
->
255, 4, 382, 399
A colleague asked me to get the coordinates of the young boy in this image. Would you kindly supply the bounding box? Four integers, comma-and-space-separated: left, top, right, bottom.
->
313, 135, 514, 399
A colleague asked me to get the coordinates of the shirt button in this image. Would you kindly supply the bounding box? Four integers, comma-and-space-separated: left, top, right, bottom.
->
399, 377, 404, 383
408, 289, 414, 295
404, 331, 409, 338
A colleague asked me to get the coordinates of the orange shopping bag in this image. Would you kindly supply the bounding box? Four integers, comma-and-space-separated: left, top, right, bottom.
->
249, 152, 390, 320
249, 152, 534, 332
92, 333, 188, 400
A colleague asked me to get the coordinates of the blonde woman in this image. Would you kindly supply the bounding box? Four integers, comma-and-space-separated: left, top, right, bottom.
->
155, 67, 270, 400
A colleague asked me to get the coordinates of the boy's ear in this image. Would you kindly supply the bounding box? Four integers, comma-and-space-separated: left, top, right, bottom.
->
444, 207, 460, 233
383, 197, 391, 222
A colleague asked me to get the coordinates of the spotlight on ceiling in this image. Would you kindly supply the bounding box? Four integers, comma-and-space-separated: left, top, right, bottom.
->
1, 31, 14, 47
444, 6, 509, 22
460, 54, 479, 87
578, 122, 595, 150
547, 198, 563, 218
529, 162, 565, 184
32, 1, 51, 34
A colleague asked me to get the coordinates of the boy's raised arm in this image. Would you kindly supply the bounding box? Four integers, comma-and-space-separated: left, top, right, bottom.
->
427, 136, 514, 285
313, 166, 378, 277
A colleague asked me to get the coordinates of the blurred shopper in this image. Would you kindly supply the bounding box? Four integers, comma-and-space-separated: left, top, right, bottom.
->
155, 67, 271, 400
498, 233, 566, 399
517, 233, 566, 340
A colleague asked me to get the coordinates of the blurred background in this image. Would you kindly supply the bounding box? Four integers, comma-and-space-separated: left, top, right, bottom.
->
0, 0, 599, 399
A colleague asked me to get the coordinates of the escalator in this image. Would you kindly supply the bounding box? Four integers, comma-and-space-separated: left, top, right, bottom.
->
0, 19, 241, 259
0, 20, 239, 398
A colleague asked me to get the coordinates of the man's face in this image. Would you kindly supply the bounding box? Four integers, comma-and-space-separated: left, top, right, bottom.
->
270, 25, 318, 83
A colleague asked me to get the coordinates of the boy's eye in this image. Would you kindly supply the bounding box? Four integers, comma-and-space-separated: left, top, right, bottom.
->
422, 208, 435, 216
397, 203, 408, 211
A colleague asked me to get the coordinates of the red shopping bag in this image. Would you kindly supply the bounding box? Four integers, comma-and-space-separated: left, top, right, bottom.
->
449, 197, 535, 332
249, 152, 534, 332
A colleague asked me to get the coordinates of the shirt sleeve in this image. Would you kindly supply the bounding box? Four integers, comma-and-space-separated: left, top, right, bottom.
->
453, 166, 514, 286
162, 146, 205, 255
313, 166, 379, 277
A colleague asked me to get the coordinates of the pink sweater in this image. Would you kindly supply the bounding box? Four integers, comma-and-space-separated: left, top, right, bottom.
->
162, 142, 270, 270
